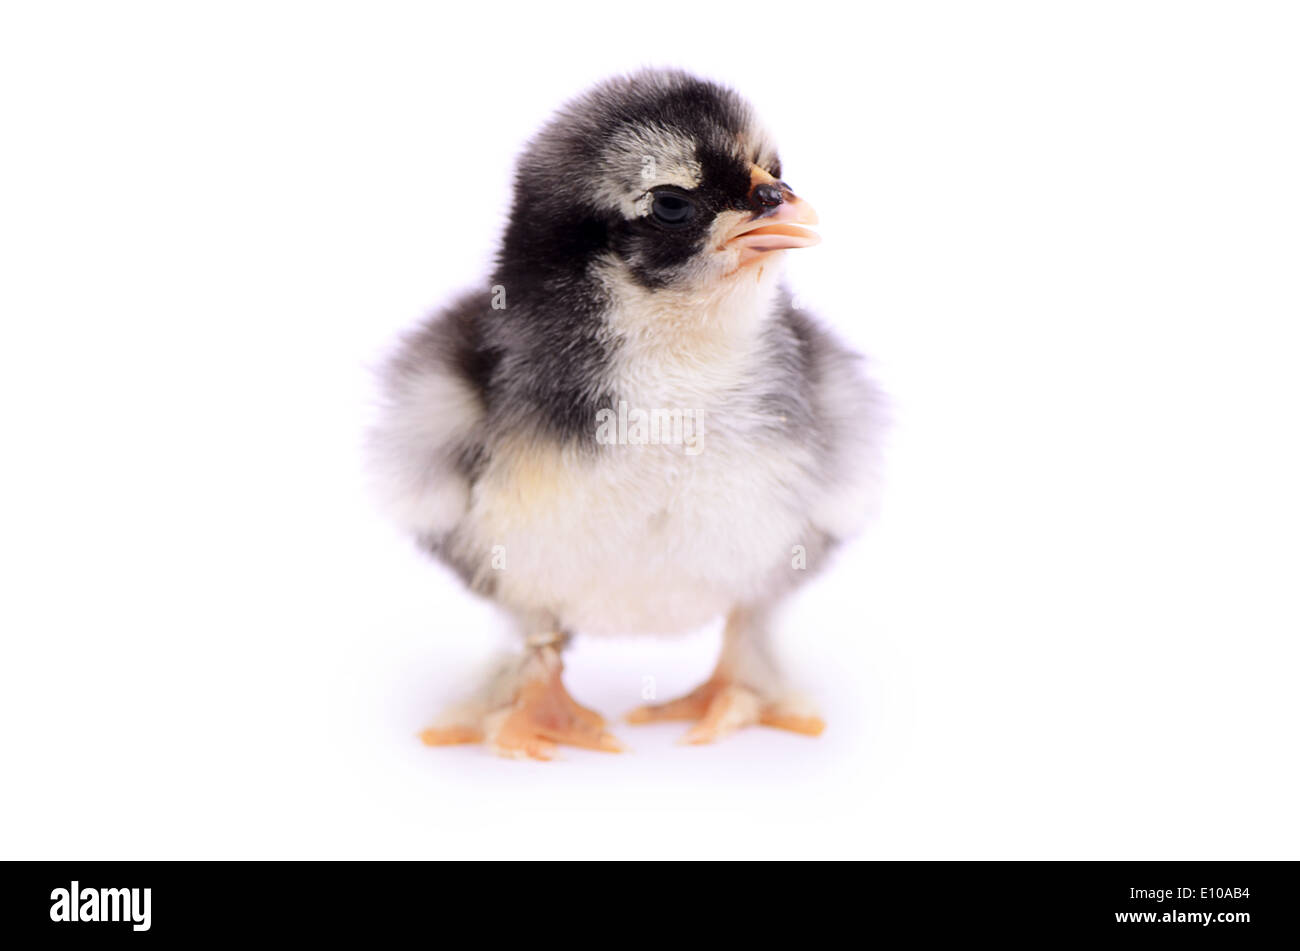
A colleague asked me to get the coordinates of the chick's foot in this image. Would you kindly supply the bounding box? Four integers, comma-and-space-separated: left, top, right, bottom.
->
420, 644, 623, 761
625, 678, 825, 744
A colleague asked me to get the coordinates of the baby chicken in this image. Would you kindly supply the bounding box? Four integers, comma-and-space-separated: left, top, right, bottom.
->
371, 69, 882, 759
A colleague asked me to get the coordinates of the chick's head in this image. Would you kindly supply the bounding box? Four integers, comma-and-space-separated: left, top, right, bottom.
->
498, 69, 819, 295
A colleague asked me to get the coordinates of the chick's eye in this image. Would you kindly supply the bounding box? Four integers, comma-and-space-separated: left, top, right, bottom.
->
650, 191, 696, 227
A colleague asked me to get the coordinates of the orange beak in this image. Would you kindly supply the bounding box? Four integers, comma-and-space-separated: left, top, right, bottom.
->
723, 164, 820, 266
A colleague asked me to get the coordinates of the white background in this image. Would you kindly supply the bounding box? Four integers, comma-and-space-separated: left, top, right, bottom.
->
2, 1, 1297, 859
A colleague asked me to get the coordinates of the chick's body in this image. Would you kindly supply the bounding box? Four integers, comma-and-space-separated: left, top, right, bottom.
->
371, 71, 882, 758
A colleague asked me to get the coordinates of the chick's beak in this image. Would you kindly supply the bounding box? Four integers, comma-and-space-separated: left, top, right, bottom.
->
723, 164, 821, 265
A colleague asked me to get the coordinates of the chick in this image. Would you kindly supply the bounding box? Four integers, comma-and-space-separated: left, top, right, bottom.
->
370, 70, 882, 759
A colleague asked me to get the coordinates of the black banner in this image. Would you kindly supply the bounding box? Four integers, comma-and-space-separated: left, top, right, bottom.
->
0, 861, 1288, 941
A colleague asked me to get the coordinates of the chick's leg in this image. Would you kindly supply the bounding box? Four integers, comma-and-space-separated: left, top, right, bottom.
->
626, 606, 825, 743
421, 627, 622, 761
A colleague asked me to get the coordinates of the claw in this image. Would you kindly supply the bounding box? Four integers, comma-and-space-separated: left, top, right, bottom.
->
419, 724, 484, 746
625, 683, 714, 723
759, 710, 826, 736
680, 684, 761, 744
